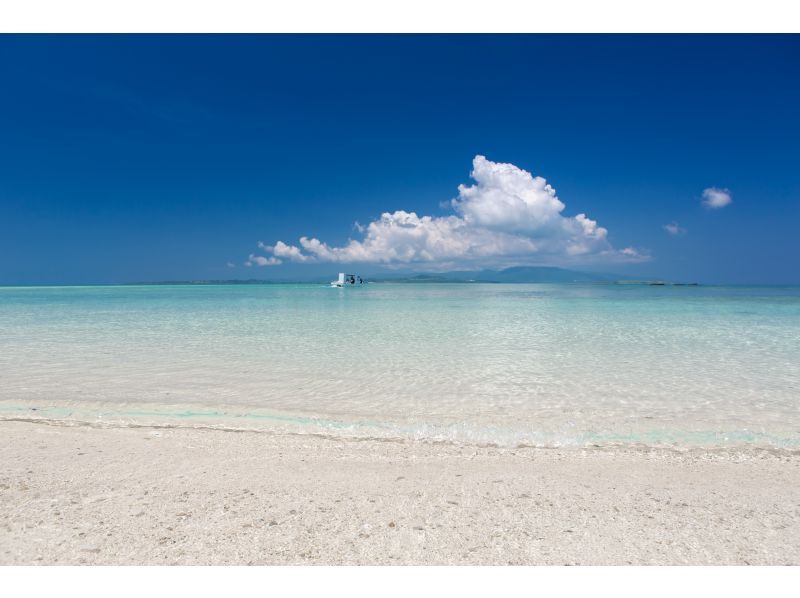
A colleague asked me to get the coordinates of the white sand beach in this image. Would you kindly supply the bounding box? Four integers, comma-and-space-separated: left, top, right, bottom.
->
1, 420, 798, 565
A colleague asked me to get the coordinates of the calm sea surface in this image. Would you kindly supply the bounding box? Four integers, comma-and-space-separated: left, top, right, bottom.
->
1, 283, 798, 448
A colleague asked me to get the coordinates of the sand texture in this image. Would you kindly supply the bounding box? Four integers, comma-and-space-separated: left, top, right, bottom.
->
1, 420, 799, 565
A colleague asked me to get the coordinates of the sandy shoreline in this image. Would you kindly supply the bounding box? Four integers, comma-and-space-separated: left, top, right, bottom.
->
1, 420, 798, 565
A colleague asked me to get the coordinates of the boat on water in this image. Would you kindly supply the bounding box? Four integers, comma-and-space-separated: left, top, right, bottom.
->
330, 272, 364, 287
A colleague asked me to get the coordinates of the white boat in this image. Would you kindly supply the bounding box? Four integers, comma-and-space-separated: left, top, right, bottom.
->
330, 273, 364, 287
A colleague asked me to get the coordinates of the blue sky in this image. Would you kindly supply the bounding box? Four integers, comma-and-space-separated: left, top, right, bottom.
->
1, 34, 798, 284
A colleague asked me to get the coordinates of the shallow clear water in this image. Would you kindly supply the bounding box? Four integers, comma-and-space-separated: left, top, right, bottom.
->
1, 283, 799, 448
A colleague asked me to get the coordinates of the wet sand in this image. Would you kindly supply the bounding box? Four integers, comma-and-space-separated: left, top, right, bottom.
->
1, 420, 798, 565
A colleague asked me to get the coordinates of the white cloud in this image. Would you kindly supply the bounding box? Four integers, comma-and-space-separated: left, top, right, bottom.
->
244, 253, 281, 267
702, 187, 732, 209
250, 155, 647, 269
226, 261, 236, 268
620, 247, 644, 258
263, 240, 312, 263
663, 222, 687, 236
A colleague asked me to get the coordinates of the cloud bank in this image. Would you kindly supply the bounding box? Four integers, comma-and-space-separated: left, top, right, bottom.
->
702, 187, 733, 209
250, 156, 645, 269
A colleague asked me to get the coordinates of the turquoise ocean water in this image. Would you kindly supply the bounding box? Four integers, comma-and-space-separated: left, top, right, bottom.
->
1, 283, 798, 449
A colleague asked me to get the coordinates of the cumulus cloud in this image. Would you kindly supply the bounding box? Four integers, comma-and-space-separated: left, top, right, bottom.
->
702, 187, 732, 209
250, 156, 646, 269
244, 253, 281, 267
663, 222, 687, 236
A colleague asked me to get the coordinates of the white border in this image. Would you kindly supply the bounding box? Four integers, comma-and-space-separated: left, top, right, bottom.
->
1, 3, 798, 595
0, 0, 799, 33
2, 566, 799, 598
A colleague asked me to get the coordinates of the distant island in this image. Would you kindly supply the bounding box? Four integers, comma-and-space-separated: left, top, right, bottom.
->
372, 266, 618, 284
134, 266, 698, 286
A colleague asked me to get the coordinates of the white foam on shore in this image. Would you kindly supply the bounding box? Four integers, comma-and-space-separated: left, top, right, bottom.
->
3, 399, 798, 452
